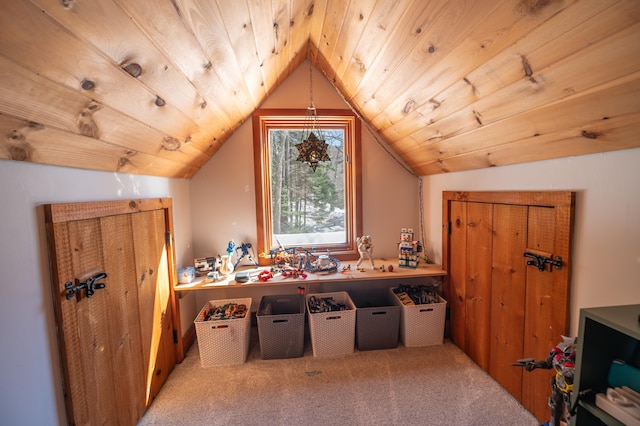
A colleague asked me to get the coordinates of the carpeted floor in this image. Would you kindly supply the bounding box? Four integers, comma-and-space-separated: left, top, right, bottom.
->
139, 328, 540, 426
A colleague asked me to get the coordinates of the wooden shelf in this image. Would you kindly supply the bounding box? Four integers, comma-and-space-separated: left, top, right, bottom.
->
174, 259, 446, 292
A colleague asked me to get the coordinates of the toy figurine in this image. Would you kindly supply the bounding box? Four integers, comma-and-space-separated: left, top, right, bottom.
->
398, 228, 420, 268
219, 240, 235, 275
512, 335, 577, 426
356, 235, 375, 270
226, 240, 235, 257
234, 241, 259, 269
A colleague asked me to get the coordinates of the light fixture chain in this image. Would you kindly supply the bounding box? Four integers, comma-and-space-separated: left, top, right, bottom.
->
309, 61, 314, 107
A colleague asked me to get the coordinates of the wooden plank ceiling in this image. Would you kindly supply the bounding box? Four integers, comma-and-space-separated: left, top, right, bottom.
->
0, 0, 639, 178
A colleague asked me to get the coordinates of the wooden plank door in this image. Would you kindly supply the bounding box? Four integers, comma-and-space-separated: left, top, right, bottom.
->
132, 209, 176, 403
464, 202, 493, 371
521, 205, 573, 419
443, 191, 574, 424
45, 199, 180, 426
448, 201, 467, 350
489, 204, 528, 400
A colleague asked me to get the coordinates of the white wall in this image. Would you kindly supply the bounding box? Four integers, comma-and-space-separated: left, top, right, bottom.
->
189, 60, 420, 309
0, 160, 192, 425
422, 148, 640, 336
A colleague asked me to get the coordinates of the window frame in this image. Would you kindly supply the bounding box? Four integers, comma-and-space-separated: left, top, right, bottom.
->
252, 108, 362, 265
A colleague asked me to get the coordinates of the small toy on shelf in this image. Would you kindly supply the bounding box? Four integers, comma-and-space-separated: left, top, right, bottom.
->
234, 241, 259, 269
266, 243, 340, 273
282, 268, 307, 279
356, 235, 375, 270
177, 266, 195, 284
194, 256, 223, 281
257, 270, 273, 282
398, 228, 422, 268
219, 240, 236, 275
220, 254, 234, 275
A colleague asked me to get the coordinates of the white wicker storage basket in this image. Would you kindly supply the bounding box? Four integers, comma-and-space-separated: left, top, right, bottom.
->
390, 289, 446, 347
194, 298, 252, 366
306, 291, 356, 357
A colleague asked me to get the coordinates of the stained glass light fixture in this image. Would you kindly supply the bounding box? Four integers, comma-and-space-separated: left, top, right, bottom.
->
295, 63, 330, 171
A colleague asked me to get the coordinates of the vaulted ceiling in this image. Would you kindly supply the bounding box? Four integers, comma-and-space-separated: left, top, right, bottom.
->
1, 0, 639, 178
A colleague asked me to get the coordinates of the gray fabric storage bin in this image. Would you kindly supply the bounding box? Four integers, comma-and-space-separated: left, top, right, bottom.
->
257, 294, 305, 359
349, 289, 400, 351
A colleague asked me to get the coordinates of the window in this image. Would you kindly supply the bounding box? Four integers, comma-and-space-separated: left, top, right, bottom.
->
252, 109, 361, 264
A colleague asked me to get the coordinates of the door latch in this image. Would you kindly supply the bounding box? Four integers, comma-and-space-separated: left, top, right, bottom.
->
65, 272, 108, 300
523, 252, 562, 272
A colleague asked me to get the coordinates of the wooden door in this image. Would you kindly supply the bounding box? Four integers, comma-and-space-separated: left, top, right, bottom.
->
45, 199, 181, 426
521, 205, 573, 418
443, 191, 574, 423
464, 202, 493, 371
448, 201, 467, 351
489, 204, 527, 400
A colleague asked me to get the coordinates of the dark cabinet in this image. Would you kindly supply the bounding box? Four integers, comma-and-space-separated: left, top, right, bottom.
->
572, 304, 640, 425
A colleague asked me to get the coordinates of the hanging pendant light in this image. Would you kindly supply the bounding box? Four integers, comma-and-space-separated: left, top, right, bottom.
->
295, 62, 330, 171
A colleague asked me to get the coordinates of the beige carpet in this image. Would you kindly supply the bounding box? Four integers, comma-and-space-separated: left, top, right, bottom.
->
139, 328, 540, 425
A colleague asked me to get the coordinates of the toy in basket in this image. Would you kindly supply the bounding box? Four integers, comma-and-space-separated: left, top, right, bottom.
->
201, 302, 248, 320
194, 298, 252, 367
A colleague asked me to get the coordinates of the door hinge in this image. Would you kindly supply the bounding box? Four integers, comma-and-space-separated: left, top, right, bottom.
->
165, 231, 171, 247
172, 329, 178, 344
447, 220, 452, 235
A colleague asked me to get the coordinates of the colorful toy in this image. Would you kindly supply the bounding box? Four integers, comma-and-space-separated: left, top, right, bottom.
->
356, 235, 375, 270
282, 268, 307, 279
194, 256, 222, 277
219, 240, 236, 275
265, 243, 339, 273
257, 270, 273, 282
398, 228, 421, 268
512, 335, 577, 426
226, 240, 235, 257
234, 241, 259, 269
